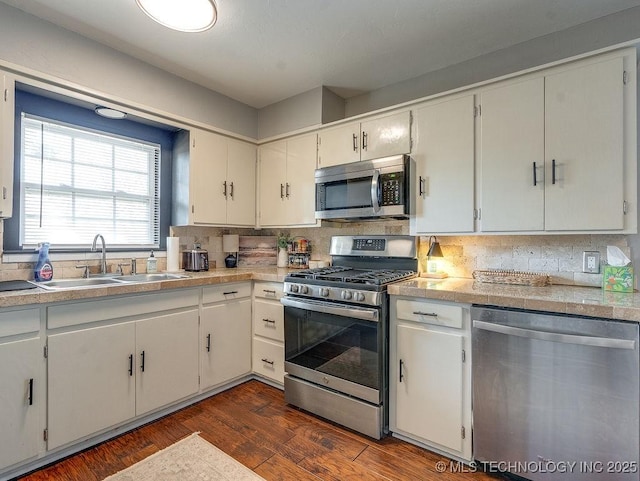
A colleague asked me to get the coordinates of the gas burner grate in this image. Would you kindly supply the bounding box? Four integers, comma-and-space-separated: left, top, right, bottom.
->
344, 270, 416, 286
286, 265, 351, 279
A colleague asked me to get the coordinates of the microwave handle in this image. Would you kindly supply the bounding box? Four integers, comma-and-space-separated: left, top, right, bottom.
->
371, 169, 381, 212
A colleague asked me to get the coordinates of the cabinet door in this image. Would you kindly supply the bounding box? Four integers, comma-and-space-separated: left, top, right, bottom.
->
285, 133, 318, 225
317, 122, 360, 167
413, 95, 475, 234
190, 129, 228, 224
480, 77, 545, 231
395, 324, 464, 453
545, 57, 624, 231
47, 322, 136, 450
361, 111, 411, 161
258, 140, 287, 226
201, 298, 252, 390
136, 309, 199, 415
0, 72, 14, 218
0, 338, 44, 468
227, 139, 256, 226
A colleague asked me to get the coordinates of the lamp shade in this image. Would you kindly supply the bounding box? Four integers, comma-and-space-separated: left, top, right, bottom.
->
426, 236, 444, 258
222, 234, 239, 253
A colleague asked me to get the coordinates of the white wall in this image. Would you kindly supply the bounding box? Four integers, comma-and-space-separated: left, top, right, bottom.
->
0, 3, 258, 139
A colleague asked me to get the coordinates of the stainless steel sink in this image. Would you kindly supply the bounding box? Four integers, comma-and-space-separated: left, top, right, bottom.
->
113, 273, 189, 283
31, 272, 190, 290
33, 277, 129, 290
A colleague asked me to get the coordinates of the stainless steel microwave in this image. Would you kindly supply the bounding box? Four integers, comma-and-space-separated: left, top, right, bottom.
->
315, 155, 414, 221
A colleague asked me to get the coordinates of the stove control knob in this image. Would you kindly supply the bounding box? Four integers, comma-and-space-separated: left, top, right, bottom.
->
319, 288, 330, 297
354, 292, 366, 302
299, 285, 309, 294
289, 284, 299, 293
341, 290, 353, 301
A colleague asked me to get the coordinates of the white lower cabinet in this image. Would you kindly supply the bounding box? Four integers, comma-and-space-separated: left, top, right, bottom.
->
135, 309, 199, 415
47, 322, 136, 450
200, 283, 252, 390
390, 297, 471, 461
46, 290, 199, 450
0, 307, 45, 471
252, 282, 284, 384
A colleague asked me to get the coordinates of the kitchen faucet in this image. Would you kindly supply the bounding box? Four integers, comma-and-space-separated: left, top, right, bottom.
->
91, 234, 108, 275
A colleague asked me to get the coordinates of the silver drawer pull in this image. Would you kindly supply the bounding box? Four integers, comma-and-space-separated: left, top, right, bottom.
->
413, 311, 438, 317
223, 290, 238, 295
261, 358, 274, 365
263, 318, 276, 324
263, 289, 276, 295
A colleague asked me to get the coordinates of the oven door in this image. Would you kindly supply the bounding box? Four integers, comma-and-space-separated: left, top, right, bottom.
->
282, 296, 385, 405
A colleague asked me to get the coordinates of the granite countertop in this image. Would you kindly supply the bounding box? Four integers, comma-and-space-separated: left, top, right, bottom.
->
388, 277, 640, 322
6, 269, 640, 323
0, 267, 291, 309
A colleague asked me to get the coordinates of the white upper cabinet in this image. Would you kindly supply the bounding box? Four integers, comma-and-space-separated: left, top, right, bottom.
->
317, 111, 411, 168
412, 49, 635, 235
479, 77, 545, 232
173, 129, 256, 227
226, 139, 257, 226
0, 71, 14, 218
412, 94, 475, 234
544, 57, 625, 231
317, 121, 360, 167
258, 132, 318, 227
190, 130, 227, 224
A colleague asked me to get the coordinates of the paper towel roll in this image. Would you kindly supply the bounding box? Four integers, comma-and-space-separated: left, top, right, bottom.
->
166, 237, 180, 272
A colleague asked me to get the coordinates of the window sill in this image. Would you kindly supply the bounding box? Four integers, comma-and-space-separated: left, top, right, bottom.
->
3, 250, 167, 264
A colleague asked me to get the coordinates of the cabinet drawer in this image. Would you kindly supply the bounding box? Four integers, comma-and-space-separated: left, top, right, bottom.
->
203, 282, 251, 304
396, 299, 463, 329
0, 307, 40, 338
252, 337, 284, 384
253, 299, 284, 341
254, 282, 284, 300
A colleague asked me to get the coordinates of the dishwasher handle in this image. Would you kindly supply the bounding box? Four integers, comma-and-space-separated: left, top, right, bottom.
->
473, 320, 636, 350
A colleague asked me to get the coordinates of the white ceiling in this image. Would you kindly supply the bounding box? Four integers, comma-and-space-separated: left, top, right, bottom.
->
2, 0, 640, 109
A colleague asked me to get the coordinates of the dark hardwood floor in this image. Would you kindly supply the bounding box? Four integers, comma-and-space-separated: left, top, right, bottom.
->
18, 380, 505, 481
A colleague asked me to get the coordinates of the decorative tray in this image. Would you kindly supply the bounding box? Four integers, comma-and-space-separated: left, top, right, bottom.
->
472, 269, 550, 287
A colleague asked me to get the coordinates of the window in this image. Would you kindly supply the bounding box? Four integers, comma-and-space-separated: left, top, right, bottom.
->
4, 87, 175, 252
21, 115, 160, 249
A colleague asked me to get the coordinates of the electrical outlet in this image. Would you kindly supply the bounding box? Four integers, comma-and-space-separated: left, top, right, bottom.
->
582, 251, 600, 274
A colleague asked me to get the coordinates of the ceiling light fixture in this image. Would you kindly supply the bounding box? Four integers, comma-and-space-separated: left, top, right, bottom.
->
95, 106, 127, 119
135, 0, 217, 33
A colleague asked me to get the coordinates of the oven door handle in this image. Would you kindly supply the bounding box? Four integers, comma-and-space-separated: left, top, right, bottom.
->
281, 297, 380, 322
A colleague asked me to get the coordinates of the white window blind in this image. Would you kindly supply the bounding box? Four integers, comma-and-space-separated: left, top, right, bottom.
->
20, 114, 161, 249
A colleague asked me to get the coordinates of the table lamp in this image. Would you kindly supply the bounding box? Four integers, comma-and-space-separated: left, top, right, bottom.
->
422, 236, 448, 278
223, 234, 239, 268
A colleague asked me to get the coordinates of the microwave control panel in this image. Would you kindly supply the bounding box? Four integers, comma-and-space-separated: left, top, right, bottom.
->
380, 173, 404, 206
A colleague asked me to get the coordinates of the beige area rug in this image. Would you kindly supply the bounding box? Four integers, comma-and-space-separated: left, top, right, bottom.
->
103, 433, 265, 481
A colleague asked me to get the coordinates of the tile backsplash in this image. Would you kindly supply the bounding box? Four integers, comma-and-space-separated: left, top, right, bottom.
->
0, 217, 633, 288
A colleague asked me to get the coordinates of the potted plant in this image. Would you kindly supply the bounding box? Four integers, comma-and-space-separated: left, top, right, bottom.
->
276, 233, 290, 267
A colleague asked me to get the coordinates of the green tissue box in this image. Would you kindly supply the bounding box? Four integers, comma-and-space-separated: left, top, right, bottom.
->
603, 265, 634, 292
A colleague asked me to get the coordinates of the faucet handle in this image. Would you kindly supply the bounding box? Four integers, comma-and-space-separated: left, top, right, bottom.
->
116, 262, 131, 276
76, 265, 90, 278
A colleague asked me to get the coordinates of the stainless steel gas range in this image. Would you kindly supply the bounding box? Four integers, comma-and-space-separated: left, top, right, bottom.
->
281, 235, 417, 439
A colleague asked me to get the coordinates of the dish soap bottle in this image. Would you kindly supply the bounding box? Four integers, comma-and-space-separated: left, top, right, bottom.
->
34, 242, 54, 282
146, 250, 157, 274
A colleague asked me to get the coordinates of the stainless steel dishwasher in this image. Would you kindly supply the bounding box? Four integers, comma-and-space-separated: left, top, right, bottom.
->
472, 306, 639, 481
